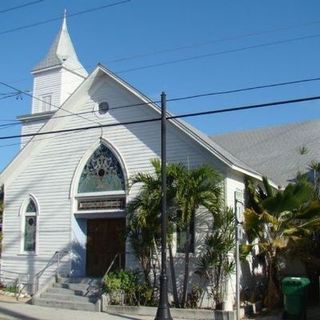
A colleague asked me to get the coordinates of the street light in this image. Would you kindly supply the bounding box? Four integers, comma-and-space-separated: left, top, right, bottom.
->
234, 190, 244, 320
155, 92, 172, 320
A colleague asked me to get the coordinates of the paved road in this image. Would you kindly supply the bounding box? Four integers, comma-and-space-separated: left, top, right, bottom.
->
0, 301, 153, 320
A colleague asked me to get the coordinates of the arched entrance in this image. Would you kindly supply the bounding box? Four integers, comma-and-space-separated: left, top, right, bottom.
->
75, 143, 127, 277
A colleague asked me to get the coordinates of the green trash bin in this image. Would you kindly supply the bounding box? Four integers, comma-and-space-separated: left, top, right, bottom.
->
282, 277, 310, 319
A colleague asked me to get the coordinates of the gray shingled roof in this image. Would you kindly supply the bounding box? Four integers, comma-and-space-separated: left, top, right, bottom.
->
210, 119, 320, 187
32, 15, 87, 77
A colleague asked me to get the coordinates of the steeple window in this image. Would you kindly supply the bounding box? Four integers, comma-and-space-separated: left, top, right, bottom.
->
41, 95, 52, 112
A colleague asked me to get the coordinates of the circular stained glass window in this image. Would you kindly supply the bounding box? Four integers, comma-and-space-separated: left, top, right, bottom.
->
98, 102, 109, 115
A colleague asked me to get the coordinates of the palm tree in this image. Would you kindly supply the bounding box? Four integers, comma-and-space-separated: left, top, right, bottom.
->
174, 165, 222, 307
127, 159, 181, 306
128, 161, 222, 308
196, 207, 235, 308
243, 177, 320, 309
127, 159, 163, 285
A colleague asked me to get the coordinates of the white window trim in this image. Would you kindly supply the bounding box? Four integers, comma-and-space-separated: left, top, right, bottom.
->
41, 94, 52, 112
74, 190, 126, 199
19, 195, 39, 255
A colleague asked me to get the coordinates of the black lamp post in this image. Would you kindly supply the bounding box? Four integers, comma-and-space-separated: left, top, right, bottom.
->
155, 92, 172, 320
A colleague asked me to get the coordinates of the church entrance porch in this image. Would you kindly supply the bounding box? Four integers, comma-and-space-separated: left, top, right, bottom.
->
86, 218, 126, 277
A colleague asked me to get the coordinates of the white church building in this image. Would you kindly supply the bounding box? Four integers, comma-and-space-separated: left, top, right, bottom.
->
0, 15, 268, 310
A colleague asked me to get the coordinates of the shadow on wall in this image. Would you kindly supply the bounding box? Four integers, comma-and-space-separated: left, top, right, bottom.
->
70, 240, 86, 278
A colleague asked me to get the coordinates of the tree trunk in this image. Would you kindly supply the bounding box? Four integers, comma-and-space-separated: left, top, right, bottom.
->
264, 258, 281, 309
181, 224, 191, 307
168, 242, 180, 307
141, 256, 151, 287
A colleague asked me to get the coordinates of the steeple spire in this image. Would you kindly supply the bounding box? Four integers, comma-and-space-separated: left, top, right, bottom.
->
32, 11, 87, 77
62, 9, 67, 30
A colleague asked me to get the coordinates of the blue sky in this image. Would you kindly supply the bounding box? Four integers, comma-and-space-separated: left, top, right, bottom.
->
1, 0, 320, 170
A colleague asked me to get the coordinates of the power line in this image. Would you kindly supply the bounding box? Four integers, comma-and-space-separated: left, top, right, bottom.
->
0, 126, 88, 149
0, 81, 101, 127
0, 123, 20, 130
4, 18, 320, 87
168, 95, 320, 120
0, 93, 20, 100
0, 0, 130, 36
0, 0, 44, 14
105, 19, 320, 65
0, 94, 319, 141
117, 33, 320, 74
7, 28, 320, 92
2, 75, 320, 126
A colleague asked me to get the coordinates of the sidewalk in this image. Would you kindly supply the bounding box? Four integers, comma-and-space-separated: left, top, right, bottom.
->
0, 301, 153, 320
0, 299, 318, 320
248, 305, 320, 320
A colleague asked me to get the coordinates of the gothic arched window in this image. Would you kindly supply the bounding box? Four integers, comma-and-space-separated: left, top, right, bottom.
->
24, 198, 38, 252
78, 144, 125, 194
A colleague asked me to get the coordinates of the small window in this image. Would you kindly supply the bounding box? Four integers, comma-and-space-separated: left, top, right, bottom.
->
42, 95, 52, 112
98, 102, 109, 115
24, 216, 37, 251
177, 217, 195, 253
23, 199, 37, 252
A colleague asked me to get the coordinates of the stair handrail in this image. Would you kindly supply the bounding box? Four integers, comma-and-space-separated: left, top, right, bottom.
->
103, 252, 120, 280
33, 249, 70, 295
55, 249, 70, 279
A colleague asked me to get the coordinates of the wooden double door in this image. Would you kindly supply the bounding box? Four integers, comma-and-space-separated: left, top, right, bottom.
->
86, 218, 126, 277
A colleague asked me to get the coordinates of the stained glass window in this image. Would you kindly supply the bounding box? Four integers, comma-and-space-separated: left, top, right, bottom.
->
78, 144, 125, 193
26, 199, 37, 213
24, 216, 36, 252
24, 198, 37, 252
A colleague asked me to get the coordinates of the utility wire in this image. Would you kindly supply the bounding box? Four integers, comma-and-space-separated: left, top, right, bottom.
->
0, 0, 44, 14
7, 28, 320, 92
117, 33, 320, 74
0, 126, 88, 149
0, 123, 20, 130
0, 0, 130, 36
4, 17, 320, 87
2, 75, 320, 126
105, 19, 320, 65
0, 81, 101, 127
0, 95, 319, 141
168, 95, 320, 120
2, 74, 320, 125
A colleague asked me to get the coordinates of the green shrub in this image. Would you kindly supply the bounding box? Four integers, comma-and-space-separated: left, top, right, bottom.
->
103, 269, 156, 306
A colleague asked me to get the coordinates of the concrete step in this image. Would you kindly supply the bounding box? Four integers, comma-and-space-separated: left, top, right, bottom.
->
46, 287, 87, 296
33, 277, 102, 312
54, 282, 99, 291
58, 277, 102, 286
53, 283, 100, 296
40, 292, 98, 304
33, 297, 98, 312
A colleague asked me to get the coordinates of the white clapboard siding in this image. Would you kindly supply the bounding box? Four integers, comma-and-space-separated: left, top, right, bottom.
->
2, 70, 244, 292
32, 70, 62, 113
21, 120, 48, 148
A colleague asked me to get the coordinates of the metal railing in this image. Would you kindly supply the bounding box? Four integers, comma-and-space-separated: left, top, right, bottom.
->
0, 249, 70, 299
103, 253, 120, 280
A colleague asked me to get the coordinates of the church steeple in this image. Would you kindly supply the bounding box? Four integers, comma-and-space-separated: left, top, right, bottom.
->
29, 11, 87, 115
18, 11, 88, 148
32, 10, 87, 77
